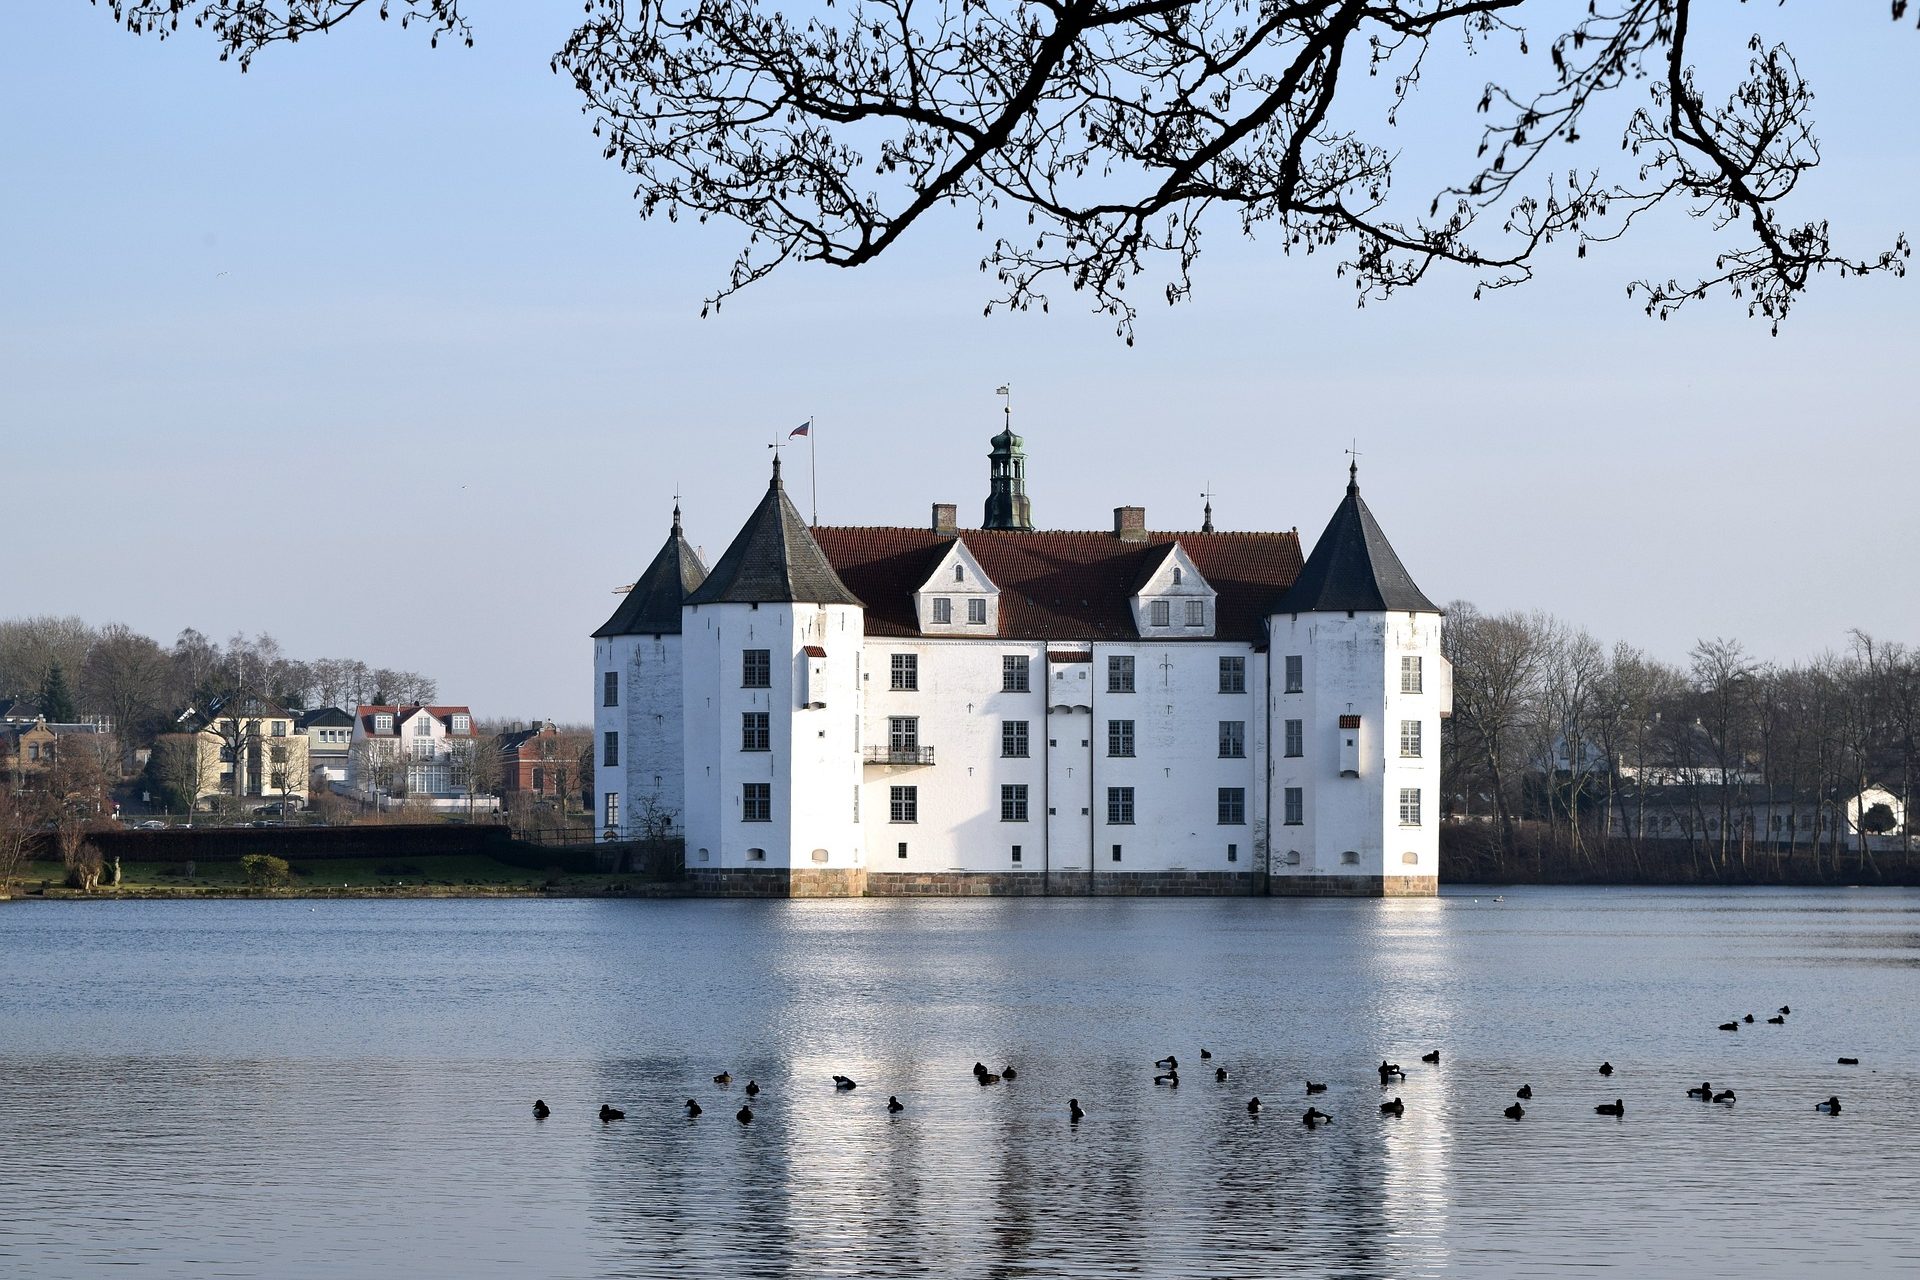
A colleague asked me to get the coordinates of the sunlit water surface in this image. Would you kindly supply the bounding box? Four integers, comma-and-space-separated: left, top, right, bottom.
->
2, 888, 1916, 1278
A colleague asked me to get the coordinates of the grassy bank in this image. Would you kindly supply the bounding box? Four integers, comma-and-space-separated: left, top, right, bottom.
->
6, 855, 681, 900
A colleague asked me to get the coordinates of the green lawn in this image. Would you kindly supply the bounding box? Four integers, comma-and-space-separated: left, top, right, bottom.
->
13, 855, 655, 898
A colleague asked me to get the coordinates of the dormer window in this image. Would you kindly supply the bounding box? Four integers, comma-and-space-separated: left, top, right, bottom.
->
1173, 567, 1182, 585
414, 717, 433, 738
954, 564, 964, 582
968, 598, 987, 625
1186, 599, 1206, 627
1151, 599, 1171, 627
452, 713, 471, 735
933, 597, 952, 624
374, 713, 393, 734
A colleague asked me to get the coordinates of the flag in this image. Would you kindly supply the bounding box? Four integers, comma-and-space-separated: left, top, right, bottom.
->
995, 384, 1009, 395
789, 421, 811, 439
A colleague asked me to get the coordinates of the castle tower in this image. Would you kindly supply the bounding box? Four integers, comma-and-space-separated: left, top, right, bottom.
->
1267, 462, 1447, 896
681, 457, 867, 895
592, 502, 707, 839
982, 411, 1035, 531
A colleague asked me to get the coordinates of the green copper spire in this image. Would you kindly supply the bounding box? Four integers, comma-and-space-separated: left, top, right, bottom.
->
983, 404, 1035, 531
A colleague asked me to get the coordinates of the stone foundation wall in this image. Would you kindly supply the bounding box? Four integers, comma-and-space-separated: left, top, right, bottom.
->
684, 867, 869, 898
865, 872, 1052, 897
683, 867, 1432, 898
1269, 874, 1438, 898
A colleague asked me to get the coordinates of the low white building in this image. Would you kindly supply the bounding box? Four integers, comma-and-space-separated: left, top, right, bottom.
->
593, 426, 1448, 896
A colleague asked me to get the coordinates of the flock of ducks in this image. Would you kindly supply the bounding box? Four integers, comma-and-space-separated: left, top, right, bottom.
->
529, 1005, 1856, 1132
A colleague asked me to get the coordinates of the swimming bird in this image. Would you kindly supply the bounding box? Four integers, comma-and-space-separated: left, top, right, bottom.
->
1599, 1062, 1614, 1076
887, 1095, 904, 1113
833, 1075, 858, 1091
1713, 1090, 1736, 1104
745, 1080, 760, 1097
1302, 1107, 1331, 1127
1718, 1022, 1739, 1032
1247, 1097, 1262, 1114
1816, 1096, 1842, 1114
1505, 1102, 1526, 1120
1421, 1050, 1441, 1064
973, 1062, 990, 1077
1156, 1055, 1179, 1070
1069, 1098, 1085, 1122
1838, 1057, 1860, 1065
1379, 1061, 1405, 1083
1516, 1085, 1533, 1100
685, 1098, 703, 1117
1380, 1097, 1404, 1116
599, 1104, 625, 1122
1215, 1067, 1229, 1082
1687, 1082, 1713, 1099
532, 1099, 550, 1119
1780, 1005, 1791, 1016
1306, 1080, 1328, 1094
1595, 1099, 1625, 1116
1766, 1015, 1785, 1025
714, 1072, 733, 1085
1154, 1070, 1179, 1086
979, 1071, 1002, 1085
1200, 1048, 1213, 1060
1742, 1014, 1755, 1024
737, 1105, 754, 1124
1001, 1066, 1018, 1080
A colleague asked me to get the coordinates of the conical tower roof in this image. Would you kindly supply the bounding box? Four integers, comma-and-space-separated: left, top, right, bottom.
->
593, 505, 709, 636
685, 458, 862, 606
1281, 463, 1437, 613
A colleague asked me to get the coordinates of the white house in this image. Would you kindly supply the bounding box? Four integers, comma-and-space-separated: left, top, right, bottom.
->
343, 703, 494, 810
593, 426, 1448, 896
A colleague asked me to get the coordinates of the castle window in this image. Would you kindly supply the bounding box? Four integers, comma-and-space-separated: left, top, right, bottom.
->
743, 649, 771, 688
954, 564, 964, 582
890, 786, 918, 823
932, 597, 952, 624
890, 653, 918, 690
1284, 719, 1304, 757
742, 712, 770, 752
603, 672, 619, 707
1002, 720, 1029, 758
1186, 599, 1205, 627
603, 732, 619, 768
1002, 655, 1030, 692
1400, 720, 1423, 758
1399, 787, 1422, 827
1284, 655, 1303, 693
888, 717, 919, 755
1151, 599, 1171, 627
1011, 845, 1023, 864
1218, 721, 1245, 758
1401, 655, 1424, 694
968, 597, 987, 625
1219, 656, 1246, 694
1284, 787, 1304, 826
604, 792, 620, 830
1108, 720, 1135, 758
1218, 788, 1246, 825
1341, 851, 1360, 866
897, 842, 908, 859
1108, 655, 1135, 693
743, 782, 771, 822
1111, 844, 1124, 862
1227, 843, 1238, 863
747, 847, 767, 861
1107, 787, 1135, 825
1173, 567, 1182, 585
1001, 785, 1029, 822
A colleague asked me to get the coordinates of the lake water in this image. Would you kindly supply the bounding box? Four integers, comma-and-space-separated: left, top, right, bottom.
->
1, 888, 1915, 1278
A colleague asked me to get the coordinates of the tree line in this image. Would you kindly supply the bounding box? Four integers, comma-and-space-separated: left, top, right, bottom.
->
1443, 603, 1920, 883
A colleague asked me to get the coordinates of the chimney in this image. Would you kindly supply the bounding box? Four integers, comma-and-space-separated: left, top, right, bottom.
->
1113, 505, 1147, 542
932, 502, 958, 536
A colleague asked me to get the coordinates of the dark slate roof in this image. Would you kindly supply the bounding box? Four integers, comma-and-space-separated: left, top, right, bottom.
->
295, 706, 355, 730
685, 460, 862, 607
811, 527, 1304, 642
593, 508, 709, 637
1279, 466, 1438, 614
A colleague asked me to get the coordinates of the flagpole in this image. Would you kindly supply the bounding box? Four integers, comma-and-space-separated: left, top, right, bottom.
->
809, 415, 818, 526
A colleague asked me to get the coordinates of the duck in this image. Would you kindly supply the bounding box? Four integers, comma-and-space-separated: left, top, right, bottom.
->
1713, 1090, 1736, 1104
1504, 1102, 1526, 1120
1687, 1082, 1713, 1099
1837, 1057, 1860, 1065
1154, 1070, 1179, 1087
599, 1104, 625, 1122
1516, 1085, 1533, 1100
1200, 1048, 1213, 1060
1302, 1107, 1331, 1127
1598, 1062, 1614, 1076
1069, 1098, 1085, 1122
1766, 1015, 1786, 1025
978, 1071, 1002, 1085
1247, 1096, 1262, 1114
745, 1080, 760, 1097
887, 1095, 904, 1113
1718, 1022, 1739, 1032
1421, 1050, 1441, 1064
833, 1075, 858, 1091
1594, 1099, 1625, 1116
714, 1072, 733, 1085
1780, 1005, 1792, 1016
1742, 1013, 1755, 1024
685, 1098, 703, 1117
1001, 1066, 1017, 1080
1378, 1060, 1406, 1081
1380, 1097, 1404, 1116
737, 1105, 754, 1124
1215, 1067, 1229, 1082
1156, 1055, 1179, 1070
1816, 1096, 1842, 1114
1305, 1080, 1328, 1094
973, 1062, 990, 1078
532, 1099, 551, 1119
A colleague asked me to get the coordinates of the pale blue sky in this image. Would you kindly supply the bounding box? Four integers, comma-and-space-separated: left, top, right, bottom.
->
2, 2, 1914, 719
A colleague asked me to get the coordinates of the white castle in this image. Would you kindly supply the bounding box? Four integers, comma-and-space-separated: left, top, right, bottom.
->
592, 426, 1448, 896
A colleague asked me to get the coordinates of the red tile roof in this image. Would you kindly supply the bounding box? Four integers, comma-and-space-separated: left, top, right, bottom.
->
810, 527, 1304, 643
354, 705, 478, 737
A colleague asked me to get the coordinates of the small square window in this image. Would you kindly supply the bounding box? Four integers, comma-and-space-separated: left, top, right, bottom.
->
1227, 843, 1239, 863
1111, 844, 1123, 862
1108, 655, 1135, 693
1106, 787, 1135, 825
891, 653, 918, 690
1011, 845, 1023, 864
897, 841, 908, 859
1217, 787, 1246, 825
743, 782, 771, 822
1219, 656, 1246, 694
1107, 719, 1135, 758
890, 785, 918, 823
1001, 784, 1029, 822
1002, 720, 1030, 758
1002, 655, 1030, 692
743, 649, 771, 689
742, 712, 770, 752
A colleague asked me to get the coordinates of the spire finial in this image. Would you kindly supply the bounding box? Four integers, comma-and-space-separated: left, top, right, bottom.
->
1345, 441, 1361, 497
771, 453, 783, 488
671, 492, 682, 536
1200, 482, 1215, 534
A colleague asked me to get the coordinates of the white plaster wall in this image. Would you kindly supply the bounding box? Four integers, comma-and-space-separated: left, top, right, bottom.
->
602, 634, 684, 836
786, 604, 865, 869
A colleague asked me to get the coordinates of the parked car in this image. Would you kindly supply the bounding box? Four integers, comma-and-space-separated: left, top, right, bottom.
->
137, 819, 168, 830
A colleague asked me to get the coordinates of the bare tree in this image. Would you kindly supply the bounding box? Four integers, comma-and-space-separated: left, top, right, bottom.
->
0, 786, 44, 897
81, 623, 170, 771
1444, 601, 1549, 863
450, 735, 502, 819
0, 615, 97, 704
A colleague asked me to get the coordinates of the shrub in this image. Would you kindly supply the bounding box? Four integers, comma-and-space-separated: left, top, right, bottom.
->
240, 854, 292, 889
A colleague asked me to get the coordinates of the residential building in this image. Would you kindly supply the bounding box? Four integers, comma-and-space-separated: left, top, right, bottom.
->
169, 696, 308, 808
343, 703, 492, 810
297, 707, 355, 786
498, 720, 590, 802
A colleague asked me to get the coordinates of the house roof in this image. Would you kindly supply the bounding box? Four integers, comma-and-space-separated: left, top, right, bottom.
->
296, 706, 355, 730
496, 722, 556, 753
810, 526, 1304, 642
685, 460, 861, 607
355, 704, 477, 737
1279, 465, 1438, 614
592, 507, 709, 637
